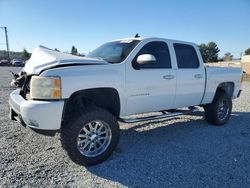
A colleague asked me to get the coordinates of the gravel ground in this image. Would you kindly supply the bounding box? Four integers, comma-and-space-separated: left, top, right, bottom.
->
0, 67, 250, 187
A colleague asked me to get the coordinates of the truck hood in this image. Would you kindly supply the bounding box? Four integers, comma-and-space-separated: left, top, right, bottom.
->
23, 45, 108, 75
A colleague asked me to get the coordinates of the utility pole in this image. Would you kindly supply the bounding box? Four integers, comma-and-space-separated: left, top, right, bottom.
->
0, 26, 10, 60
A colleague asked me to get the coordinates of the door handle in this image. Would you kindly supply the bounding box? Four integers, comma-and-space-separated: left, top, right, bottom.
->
194, 74, 203, 79
163, 75, 175, 80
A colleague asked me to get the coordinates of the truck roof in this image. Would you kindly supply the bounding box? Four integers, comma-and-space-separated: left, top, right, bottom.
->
111, 37, 197, 46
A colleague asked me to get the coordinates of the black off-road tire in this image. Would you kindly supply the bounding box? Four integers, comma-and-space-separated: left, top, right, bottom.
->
204, 91, 232, 125
61, 107, 120, 166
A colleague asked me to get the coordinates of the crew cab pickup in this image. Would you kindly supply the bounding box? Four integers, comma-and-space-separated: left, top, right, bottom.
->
9, 37, 243, 166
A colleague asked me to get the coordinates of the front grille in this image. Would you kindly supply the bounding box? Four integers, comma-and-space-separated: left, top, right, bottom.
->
20, 75, 31, 99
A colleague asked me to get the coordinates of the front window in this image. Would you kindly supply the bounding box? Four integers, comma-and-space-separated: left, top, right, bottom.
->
132, 41, 172, 69
87, 40, 140, 64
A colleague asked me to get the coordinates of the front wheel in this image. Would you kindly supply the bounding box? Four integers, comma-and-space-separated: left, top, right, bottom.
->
204, 91, 232, 125
61, 107, 120, 166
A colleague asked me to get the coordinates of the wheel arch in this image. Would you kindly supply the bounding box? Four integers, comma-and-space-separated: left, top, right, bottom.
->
215, 82, 235, 98
61, 87, 121, 124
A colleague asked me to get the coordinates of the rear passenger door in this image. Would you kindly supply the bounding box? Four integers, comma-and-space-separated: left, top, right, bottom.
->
125, 41, 177, 115
173, 43, 206, 108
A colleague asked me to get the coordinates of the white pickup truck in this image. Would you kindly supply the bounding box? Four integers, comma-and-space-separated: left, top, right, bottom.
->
9, 37, 242, 166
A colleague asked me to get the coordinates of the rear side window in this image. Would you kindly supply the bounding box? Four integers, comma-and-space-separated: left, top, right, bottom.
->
133, 41, 171, 68
174, 43, 199, 68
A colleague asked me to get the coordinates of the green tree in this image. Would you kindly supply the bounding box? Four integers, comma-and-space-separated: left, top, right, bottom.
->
199, 42, 220, 62
207, 42, 220, 62
22, 48, 31, 59
71, 46, 78, 55
71, 46, 75, 54
245, 48, 250, 55
199, 43, 209, 63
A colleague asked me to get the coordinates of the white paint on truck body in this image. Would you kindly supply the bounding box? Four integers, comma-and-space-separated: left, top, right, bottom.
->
10, 37, 243, 130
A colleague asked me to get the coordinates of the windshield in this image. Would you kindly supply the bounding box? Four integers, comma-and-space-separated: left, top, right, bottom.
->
87, 40, 140, 64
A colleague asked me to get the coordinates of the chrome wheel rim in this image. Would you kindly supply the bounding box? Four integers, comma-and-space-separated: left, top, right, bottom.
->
217, 99, 229, 121
77, 120, 112, 157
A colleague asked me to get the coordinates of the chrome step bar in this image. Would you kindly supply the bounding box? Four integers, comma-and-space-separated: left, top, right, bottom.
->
119, 107, 199, 123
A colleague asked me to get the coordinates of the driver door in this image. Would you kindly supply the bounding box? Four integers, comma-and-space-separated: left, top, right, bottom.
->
125, 41, 177, 115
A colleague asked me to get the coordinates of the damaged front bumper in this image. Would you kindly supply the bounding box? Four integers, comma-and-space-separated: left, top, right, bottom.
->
9, 89, 64, 136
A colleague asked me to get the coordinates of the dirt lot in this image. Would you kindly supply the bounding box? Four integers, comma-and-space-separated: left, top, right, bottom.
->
0, 67, 250, 187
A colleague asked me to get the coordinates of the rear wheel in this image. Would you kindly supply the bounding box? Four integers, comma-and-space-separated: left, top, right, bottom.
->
61, 107, 120, 166
204, 91, 232, 125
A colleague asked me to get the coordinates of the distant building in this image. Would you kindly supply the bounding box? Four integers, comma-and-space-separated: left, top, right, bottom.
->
241, 55, 250, 63
241, 55, 250, 74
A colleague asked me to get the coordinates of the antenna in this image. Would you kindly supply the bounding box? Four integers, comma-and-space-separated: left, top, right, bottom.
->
134, 33, 140, 38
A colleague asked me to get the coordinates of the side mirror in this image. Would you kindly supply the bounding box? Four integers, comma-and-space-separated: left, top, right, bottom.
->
137, 54, 156, 65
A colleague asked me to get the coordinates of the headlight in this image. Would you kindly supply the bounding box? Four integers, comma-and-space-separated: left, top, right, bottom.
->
30, 76, 61, 100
